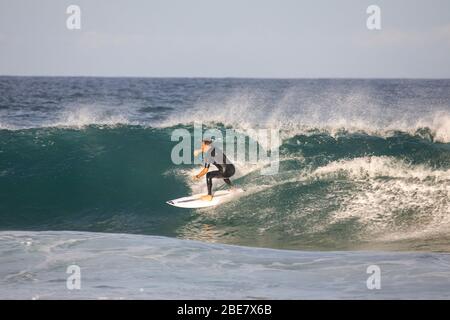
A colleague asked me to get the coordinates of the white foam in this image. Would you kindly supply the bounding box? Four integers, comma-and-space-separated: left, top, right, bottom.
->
2, 91, 450, 144
188, 155, 450, 246
1, 231, 450, 299
309, 156, 450, 241
160, 87, 450, 143
50, 105, 134, 129
312, 156, 450, 182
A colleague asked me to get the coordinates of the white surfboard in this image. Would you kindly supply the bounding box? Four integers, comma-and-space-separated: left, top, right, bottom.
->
166, 188, 244, 208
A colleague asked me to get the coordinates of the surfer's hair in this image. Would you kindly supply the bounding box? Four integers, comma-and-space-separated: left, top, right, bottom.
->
202, 139, 213, 145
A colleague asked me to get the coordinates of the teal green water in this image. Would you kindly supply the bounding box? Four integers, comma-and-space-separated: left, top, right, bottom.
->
0, 126, 188, 234
1, 124, 449, 251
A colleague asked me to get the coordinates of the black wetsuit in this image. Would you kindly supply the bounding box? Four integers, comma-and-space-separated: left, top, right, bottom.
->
204, 147, 235, 196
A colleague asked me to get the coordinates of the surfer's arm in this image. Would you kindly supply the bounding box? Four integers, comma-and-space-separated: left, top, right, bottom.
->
194, 167, 209, 179
193, 149, 202, 157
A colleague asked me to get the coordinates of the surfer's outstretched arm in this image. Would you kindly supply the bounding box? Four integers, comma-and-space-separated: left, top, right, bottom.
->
193, 149, 202, 157
193, 167, 209, 180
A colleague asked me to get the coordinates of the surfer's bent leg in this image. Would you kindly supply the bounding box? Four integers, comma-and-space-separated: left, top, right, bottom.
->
206, 171, 223, 195
222, 164, 235, 186
206, 164, 235, 195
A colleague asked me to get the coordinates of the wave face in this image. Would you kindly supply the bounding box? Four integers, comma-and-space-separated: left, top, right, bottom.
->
1, 231, 450, 299
1, 77, 450, 252
0, 125, 189, 236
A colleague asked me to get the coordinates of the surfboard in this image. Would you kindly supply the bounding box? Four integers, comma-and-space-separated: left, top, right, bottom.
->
166, 188, 244, 208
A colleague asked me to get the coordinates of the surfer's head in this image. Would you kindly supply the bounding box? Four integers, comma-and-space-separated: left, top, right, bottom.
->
201, 138, 213, 151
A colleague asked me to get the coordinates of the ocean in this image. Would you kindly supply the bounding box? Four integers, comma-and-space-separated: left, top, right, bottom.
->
1, 77, 450, 299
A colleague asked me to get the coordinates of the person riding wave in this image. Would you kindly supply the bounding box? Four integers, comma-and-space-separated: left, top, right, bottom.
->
193, 139, 235, 201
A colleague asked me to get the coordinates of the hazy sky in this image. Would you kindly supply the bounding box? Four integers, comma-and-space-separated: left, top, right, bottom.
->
1, 0, 449, 78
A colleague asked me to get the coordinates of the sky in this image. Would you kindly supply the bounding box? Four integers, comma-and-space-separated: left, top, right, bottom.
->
0, 0, 449, 78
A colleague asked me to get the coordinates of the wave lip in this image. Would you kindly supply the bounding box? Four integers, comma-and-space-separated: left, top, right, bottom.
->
1, 231, 450, 300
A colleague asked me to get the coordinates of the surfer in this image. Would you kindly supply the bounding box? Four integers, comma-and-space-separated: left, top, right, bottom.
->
193, 139, 235, 201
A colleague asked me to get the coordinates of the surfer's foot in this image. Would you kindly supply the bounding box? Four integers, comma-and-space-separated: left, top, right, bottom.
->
201, 195, 213, 201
